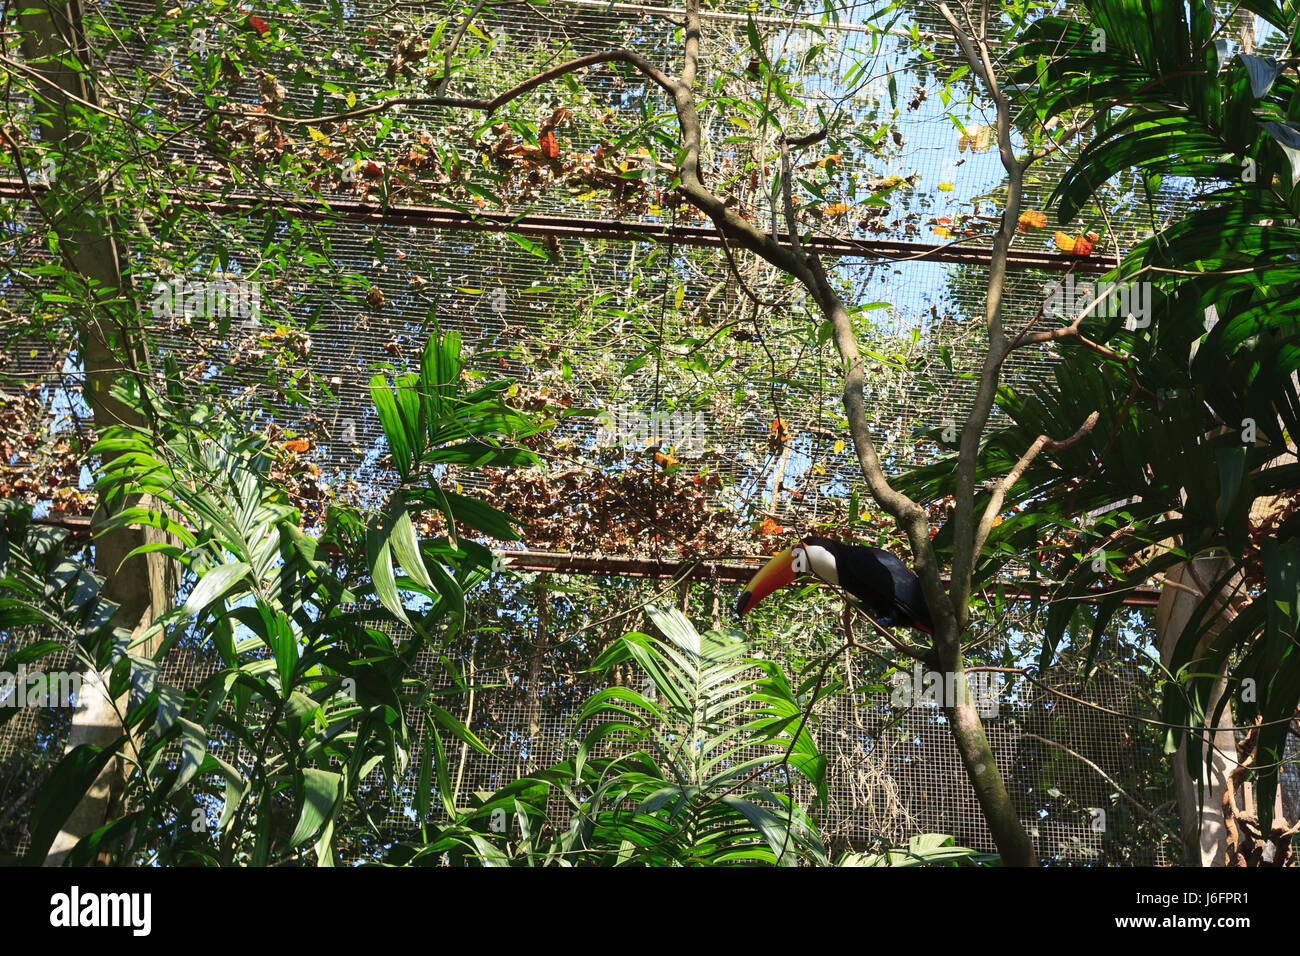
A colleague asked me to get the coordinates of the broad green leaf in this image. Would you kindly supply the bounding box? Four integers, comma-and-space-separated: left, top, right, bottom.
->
289, 769, 344, 847
180, 562, 250, 619
26, 743, 121, 864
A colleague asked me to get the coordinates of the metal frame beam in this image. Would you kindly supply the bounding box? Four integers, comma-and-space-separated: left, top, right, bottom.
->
31, 515, 1161, 607
0, 180, 1111, 274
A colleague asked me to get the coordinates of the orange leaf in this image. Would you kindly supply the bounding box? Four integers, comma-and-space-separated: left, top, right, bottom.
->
824, 203, 852, 216
539, 127, 559, 159
1053, 231, 1096, 256
282, 438, 310, 454
1017, 210, 1048, 231
759, 517, 784, 536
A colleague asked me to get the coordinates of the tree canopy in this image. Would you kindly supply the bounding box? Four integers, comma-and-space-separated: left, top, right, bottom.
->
0, 0, 1296, 868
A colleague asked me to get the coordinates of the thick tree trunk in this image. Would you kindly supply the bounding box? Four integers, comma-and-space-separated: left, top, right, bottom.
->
936, 647, 1036, 866
18, 0, 177, 865
1156, 558, 1239, 866
1156, 446, 1297, 866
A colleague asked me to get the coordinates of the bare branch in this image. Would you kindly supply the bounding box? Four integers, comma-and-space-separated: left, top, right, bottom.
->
226, 49, 677, 126
972, 410, 1101, 559
858, 607, 935, 664
1009, 296, 1157, 402
1024, 733, 1179, 842
782, 128, 828, 149
435, 0, 491, 98
778, 138, 807, 266
932, 0, 1029, 629
717, 232, 783, 308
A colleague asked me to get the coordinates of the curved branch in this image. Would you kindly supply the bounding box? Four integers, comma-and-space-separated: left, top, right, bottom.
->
932, 1, 1026, 628
972, 410, 1101, 560
1023, 732, 1179, 842
229, 49, 677, 126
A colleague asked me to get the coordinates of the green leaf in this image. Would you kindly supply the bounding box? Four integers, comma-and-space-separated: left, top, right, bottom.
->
506, 233, 550, 259
744, 12, 767, 67
429, 722, 457, 818
426, 700, 492, 756
415, 725, 432, 821
180, 562, 250, 619
1216, 444, 1247, 530
25, 743, 121, 864
265, 606, 299, 690
371, 372, 413, 479
718, 796, 798, 866
434, 490, 520, 540
366, 520, 408, 624
1238, 54, 1279, 98
841, 833, 989, 867
466, 833, 510, 866
169, 716, 208, 795
384, 492, 435, 592
1263, 121, 1300, 187
281, 690, 320, 722
289, 769, 344, 847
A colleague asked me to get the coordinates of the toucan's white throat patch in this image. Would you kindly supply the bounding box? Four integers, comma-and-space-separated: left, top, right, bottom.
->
799, 543, 839, 585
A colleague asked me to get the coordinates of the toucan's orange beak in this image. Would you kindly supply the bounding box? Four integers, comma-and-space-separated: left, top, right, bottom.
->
736, 546, 796, 618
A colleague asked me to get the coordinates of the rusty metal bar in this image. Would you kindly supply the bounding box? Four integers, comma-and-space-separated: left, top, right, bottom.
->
500, 549, 1162, 607
32, 515, 1161, 607
563, 0, 883, 36
174, 194, 1114, 274
0, 179, 1112, 274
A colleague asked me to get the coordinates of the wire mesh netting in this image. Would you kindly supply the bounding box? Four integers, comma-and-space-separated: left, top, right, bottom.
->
2, 0, 1237, 551
0, 586, 1183, 865
1, 1, 1285, 866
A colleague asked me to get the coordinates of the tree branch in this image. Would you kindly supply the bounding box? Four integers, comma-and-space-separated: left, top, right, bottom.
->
933, 0, 1027, 630
972, 410, 1101, 560
226, 49, 677, 126
778, 138, 807, 266
1023, 732, 1179, 842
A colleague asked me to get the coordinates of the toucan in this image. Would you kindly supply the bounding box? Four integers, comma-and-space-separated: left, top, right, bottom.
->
735, 536, 933, 634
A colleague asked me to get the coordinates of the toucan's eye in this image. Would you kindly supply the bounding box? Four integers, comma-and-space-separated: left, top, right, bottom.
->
791, 547, 809, 574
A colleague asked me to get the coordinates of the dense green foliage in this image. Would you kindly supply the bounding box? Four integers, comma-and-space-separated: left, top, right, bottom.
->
395, 606, 834, 865
902, 0, 1300, 832
5, 0, 1287, 866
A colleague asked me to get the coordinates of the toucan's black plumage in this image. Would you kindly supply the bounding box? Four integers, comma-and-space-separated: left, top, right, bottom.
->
806, 536, 933, 634
735, 535, 933, 634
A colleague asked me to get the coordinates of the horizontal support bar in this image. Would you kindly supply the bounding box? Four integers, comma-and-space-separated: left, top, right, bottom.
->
32, 515, 1161, 607
499, 549, 1162, 606
0, 179, 1111, 274
173, 193, 1115, 274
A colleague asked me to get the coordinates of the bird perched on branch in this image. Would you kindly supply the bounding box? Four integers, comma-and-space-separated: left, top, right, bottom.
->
735, 536, 933, 634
